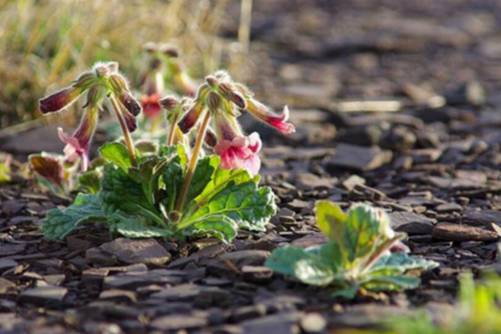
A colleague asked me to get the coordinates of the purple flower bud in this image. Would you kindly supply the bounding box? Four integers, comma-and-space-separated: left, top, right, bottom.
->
177, 84, 209, 133
160, 96, 179, 110
204, 127, 217, 147
109, 74, 142, 116
218, 82, 246, 109
39, 87, 82, 114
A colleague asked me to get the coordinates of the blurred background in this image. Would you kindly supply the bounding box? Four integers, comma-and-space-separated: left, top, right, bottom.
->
1, 0, 501, 139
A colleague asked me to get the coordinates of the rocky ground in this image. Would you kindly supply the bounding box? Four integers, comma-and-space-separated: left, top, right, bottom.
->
1, 0, 501, 333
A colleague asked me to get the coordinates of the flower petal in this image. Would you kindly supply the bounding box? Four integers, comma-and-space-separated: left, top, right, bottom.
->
246, 99, 296, 134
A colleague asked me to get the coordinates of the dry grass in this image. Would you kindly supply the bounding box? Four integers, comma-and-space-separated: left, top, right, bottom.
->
0, 0, 235, 129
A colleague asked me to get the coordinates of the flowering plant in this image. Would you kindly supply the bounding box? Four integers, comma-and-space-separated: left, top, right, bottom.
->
38, 62, 291, 242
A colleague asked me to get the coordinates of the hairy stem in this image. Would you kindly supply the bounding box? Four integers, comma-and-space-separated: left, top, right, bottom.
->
174, 110, 211, 214
109, 95, 137, 164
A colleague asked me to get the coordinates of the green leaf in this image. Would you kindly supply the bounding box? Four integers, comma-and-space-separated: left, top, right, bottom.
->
315, 200, 347, 240
370, 252, 439, 273
266, 246, 335, 286
101, 164, 163, 225
110, 212, 173, 238
194, 166, 256, 206
78, 169, 102, 194
162, 156, 184, 212
331, 286, 358, 299
187, 155, 219, 201
183, 214, 238, 243
182, 181, 276, 231
0, 161, 10, 183
129, 156, 170, 206
362, 274, 420, 291
99, 142, 132, 172
42, 193, 106, 240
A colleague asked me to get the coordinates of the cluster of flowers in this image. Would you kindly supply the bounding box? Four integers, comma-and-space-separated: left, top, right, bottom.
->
39, 56, 295, 177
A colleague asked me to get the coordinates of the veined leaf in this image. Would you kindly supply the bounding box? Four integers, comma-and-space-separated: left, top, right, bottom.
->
110, 213, 174, 238
181, 181, 276, 231
42, 193, 106, 240
101, 164, 163, 225
315, 200, 347, 240
183, 214, 238, 243
186, 155, 219, 201
265, 246, 335, 286
99, 142, 132, 172
78, 169, 102, 194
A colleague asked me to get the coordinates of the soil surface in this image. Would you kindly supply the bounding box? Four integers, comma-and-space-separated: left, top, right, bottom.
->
1, 0, 501, 333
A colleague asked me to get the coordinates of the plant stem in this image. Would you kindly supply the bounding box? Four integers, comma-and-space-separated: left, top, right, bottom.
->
109, 95, 137, 164
167, 112, 180, 146
174, 109, 211, 214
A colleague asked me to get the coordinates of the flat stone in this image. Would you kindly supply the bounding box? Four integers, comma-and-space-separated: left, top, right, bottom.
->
432, 223, 498, 241
241, 312, 301, 334
389, 211, 435, 235
0, 278, 15, 294
104, 269, 183, 289
94, 238, 171, 266
435, 203, 463, 213
2, 200, 24, 216
220, 250, 271, 266
0, 258, 17, 271
99, 289, 137, 303
327, 144, 392, 171
295, 173, 337, 190
300, 313, 327, 333
150, 314, 208, 331
0, 243, 26, 256
19, 286, 67, 305
463, 209, 501, 227
342, 175, 366, 191
291, 233, 328, 248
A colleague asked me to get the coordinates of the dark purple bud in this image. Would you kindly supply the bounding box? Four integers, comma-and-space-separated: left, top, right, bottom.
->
219, 82, 246, 109
39, 87, 82, 114
160, 96, 179, 110
204, 127, 217, 147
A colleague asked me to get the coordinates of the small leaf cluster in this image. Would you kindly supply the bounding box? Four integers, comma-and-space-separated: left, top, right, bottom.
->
42, 142, 276, 243
266, 200, 438, 299
347, 273, 501, 334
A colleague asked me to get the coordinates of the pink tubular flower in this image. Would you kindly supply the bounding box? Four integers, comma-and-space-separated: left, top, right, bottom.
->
140, 93, 162, 119
213, 112, 262, 175
215, 133, 262, 176
246, 99, 295, 134
57, 106, 98, 171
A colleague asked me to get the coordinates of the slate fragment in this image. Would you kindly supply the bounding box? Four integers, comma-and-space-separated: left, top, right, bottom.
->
326, 144, 392, 171
432, 223, 498, 241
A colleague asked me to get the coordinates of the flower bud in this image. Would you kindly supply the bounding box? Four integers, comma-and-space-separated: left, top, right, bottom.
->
177, 84, 209, 133
204, 127, 217, 147
109, 74, 141, 116
205, 75, 219, 88
160, 96, 179, 110
39, 87, 82, 114
93, 61, 118, 78
207, 92, 221, 111
218, 82, 246, 109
